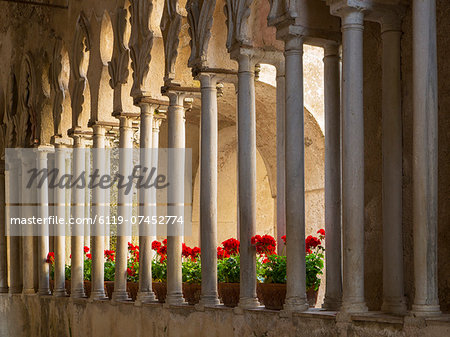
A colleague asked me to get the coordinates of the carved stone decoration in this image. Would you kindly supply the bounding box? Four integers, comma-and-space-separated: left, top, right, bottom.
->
224, 0, 253, 51
4, 73, 18, 148
50, 39, 65, 137
128, 0, 153, 99
109, 7, 130, 91
186, 0, 216, 69
15, 53, 37, 147
71, 11, 91, 129
267, 0, 297, 26
160, 0, 182, 84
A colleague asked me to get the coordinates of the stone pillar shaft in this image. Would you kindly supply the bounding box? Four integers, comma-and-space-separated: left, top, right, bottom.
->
275, 63, 286, 256
166, 92, 185, 305
381, 20, 407, 314
283, 37, 308, 312
136, 103, 157, 304
0, 161, 7, 293
199, 74, 220, 306
236, 53, 259, 309
53, 145, 67, 297
37, 148, 51, 295
90, 125, 108, 300
322, 43, 343, 310
411, 0, 440, 315
340, 9, 367, 313
112, 116, 133, 302
71, 137, 86, 298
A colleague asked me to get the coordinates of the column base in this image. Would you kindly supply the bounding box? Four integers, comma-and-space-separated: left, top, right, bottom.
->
70, 288, 86, 298
0, 287, 9, 293
411, 304, 441, 316
382, 297, 407, 314
341, 301, 368, 313
38, 289, 51, 296
9, 287, 22, 295
165, 292, 186, 305
111, 291, 131, 302
135, 291, 157, 305
199, 294, 220, 306
283, 296, 309, 312
322, 296, 342, 311
89, 290, 108, 301
22, 288, 36, 295
53, 289, 67, 297
237, 296, 260, 309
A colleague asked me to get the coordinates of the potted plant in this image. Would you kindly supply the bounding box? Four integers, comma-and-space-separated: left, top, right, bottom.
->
151, 239, 167, 303
104, 249, 115, 299
181, 243, 201, 305
254, 230, 325, 310
126, 242, 139, 301
217, 238, 241, 307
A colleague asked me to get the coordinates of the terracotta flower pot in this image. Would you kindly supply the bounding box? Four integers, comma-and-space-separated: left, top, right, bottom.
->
152, 282, 167, 303
218, 283, 240, 307
104, 281, 115, 299
127, 282, 139, 301
258, 283, 319, 310
84, 281, 91, 298
182, 283, 201, 305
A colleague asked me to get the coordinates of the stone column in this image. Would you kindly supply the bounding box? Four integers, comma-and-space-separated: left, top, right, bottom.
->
322, 43, 343, 310
380, 17, 406, 314
275, 63, 286, 255
411, 0, 440, 316
70, 135, 86, 298
8, 154, 22, 294
199, 73, 220, 306
37, 146, 52, 295
165, 92, 186, 305
21, 151, 35, 295
53, 143, 68, 296
90, 125, 108, 300
0, 160, 7, 293
84, 147, 91, 249
136, 102, 157, 304
236, 53, 259, 309
104, 145, 111, 250
283, 36, 308, 312
340, 9, 367, 313
112, 116, 133, 302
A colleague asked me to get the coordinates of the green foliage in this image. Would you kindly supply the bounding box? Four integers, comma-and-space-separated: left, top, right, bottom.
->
84, 258, 92, 281
305, 252, 324, 291
217, 255, 240, 283
152, 259, 167, 282
260, 254, 287, 284
65, 264, 71, 281
104, 261, 115, 282
182, 259, 201, 283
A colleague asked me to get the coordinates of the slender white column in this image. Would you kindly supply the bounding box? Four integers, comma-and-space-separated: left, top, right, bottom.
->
70, 136, 86, 298
340, 9, 367, 313
136, 103, 157, 304
37, 147, 52, 295
165, 92, 186, 305
112, 116, 133, 302
104, 146, 111, 250
84, 148, 91, 249
275, 63, 286, 256
90, 125, 108, 300
8, 155, 22, 294
21, 152, 35, 295
53, 144, 67, 296
380, 18, 406, 314
0, 161, 7, 293
411, 0, 440, 316
199, 74, 220, 306
236, 53, 259, 309
283, 36, 308, 312
322, 43, 343, 310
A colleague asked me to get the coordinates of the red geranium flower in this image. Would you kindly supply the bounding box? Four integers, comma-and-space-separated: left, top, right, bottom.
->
217, 247, 230, 259
221, 238, 240, 255
158, 245, 167, 256
251, 234, 276, 255
162, 239, 167, 246
281, 235, 286, 245
182, 243, 193, 259
86, 253, 92, 260
152, 240, 161, 251
84, 246, 90, 253
46, 252, 55, 263
317, 229, 325, 236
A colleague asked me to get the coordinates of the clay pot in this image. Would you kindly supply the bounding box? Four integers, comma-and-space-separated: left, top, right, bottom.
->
257, 283, 319, 310
182, 283, 201, 305
218, 283, 240, 307
152, 282, 167, 303
104, 281, 115, 299
127, 282, 139, 301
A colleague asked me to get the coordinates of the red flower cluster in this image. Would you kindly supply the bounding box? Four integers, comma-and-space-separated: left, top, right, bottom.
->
152, 240, 168, 262
152, 240, 161, 251
221, 238, 240, 255
217, 247, 230, 259
46, 252, 55, 264
127, 266, 136, 277
281, 235, 286, 245
104, 250, 115, 262
128, 242, 139, 252
84, 246, 90, 253
182, 243, 201, 261
86, 253, 92, 260
251, 234, 276, 255
317, 229, 325, 237
305, 235, 321, 254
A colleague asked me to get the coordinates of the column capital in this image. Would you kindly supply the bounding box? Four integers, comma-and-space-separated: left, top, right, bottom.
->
153, 113, 166, 133
324, 42, 340, 58
329, 1, 371, 18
